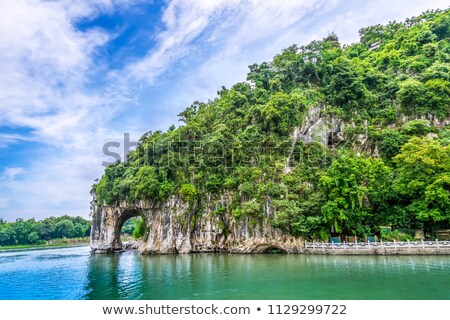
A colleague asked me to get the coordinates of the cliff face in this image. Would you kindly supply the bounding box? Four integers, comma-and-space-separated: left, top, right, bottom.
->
90, 195, 304, 254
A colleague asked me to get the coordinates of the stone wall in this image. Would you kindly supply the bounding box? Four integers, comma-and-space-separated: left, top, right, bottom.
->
304, 247, 450, 255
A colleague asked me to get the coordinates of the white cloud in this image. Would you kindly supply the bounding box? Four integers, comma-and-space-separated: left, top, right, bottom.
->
301, 0, 448, 45
1, 167, 24, 182
0, 0, 142, 220
0, 167, 24, 209
118, 0, 240, 84
156, 0, 448, 110
0, 0, 108, 144
131, 0, 337, 112
112, 0, 337, 130
0, 0, 148, 148
2, 150, 101, 217
0, 134, 36, 148
0, 0, 448, 221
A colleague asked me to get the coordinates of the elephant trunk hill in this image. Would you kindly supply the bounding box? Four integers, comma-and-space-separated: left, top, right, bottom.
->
90, 9, 450, 254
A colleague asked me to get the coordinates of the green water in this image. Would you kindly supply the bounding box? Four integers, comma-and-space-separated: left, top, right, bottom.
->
0, 246, 449, 299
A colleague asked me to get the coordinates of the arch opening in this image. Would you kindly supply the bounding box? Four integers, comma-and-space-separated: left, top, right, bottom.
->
115, 209, 147, 251
262, 246, 287, 254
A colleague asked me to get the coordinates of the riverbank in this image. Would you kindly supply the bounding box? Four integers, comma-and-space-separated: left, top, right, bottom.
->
0, 237, 90, 252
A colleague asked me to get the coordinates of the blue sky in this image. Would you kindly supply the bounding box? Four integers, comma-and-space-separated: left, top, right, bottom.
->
0, 0, 447, 221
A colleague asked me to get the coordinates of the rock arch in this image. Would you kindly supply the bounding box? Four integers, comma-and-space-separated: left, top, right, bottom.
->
90, 196, 305, 254
90, 203, 144, 253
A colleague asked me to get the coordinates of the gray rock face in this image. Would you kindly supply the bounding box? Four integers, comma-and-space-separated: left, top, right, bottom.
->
284, 106, 346, 173
90, 195, 304, 254
90, 201, 140, 253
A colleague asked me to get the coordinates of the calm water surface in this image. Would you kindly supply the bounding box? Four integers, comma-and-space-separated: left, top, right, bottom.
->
0, 246, 449, 299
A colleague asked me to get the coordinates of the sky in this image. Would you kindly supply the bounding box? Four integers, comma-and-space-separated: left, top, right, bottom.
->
0, 0, 448, 221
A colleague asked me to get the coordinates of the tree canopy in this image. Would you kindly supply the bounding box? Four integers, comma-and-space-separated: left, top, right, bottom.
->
0, 216, 90, 246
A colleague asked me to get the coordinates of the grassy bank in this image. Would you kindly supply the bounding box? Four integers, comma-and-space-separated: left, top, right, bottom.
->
0, 237, 90, 251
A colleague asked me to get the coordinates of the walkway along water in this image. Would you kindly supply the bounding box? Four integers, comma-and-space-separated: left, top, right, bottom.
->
304, 240, 450, 255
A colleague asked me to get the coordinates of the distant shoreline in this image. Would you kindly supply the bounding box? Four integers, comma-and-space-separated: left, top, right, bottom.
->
0, 241, 89, 253
0, 244, 89, 253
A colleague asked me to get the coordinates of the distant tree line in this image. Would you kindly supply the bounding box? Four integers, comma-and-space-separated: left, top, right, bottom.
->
0, 216, 91, 246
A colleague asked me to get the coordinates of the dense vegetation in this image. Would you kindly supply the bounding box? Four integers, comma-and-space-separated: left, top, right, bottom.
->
94, 9, 450, 240
0, 216, 90, 246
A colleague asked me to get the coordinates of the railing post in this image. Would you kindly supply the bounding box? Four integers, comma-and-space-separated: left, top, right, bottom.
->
321, 241, 324, 250
394, 239, 397, 250
343, 241, 346, 249
408, 239, 411, 249
436, 239, 440, 250
381, 239, 384, 250
422, 239, 425, 249
368, 240, 371, 251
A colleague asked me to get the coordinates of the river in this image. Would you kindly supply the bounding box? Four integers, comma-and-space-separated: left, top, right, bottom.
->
0, 246, 449, 299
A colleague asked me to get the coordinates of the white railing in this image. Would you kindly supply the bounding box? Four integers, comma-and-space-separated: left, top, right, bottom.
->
305, 240, 450, 250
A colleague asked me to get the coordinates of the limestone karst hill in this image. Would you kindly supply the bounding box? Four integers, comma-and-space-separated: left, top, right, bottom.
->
91, 9, 450, 253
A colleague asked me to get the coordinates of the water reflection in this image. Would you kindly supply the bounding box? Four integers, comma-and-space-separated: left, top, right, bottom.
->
81, 253, 450, 300
1, 248, 448, 299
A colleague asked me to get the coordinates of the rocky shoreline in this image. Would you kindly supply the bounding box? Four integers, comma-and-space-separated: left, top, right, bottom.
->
90, 197, 450, 255
90, 196, 305, 254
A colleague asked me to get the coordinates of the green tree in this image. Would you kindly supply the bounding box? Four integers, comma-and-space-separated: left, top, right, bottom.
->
319, 153, 391, 235
132, 218, 146, 239
54, 220, 75, 238
324, 58, 372, 113
260, 92, 300, 134
392, 137, 450, 226
27, 232, 40, 244
397, 79, 431, 116
0, 225, 14, 246
179, 184, 198, 202
424, 78, 450, 119
134, 166, 160, 200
